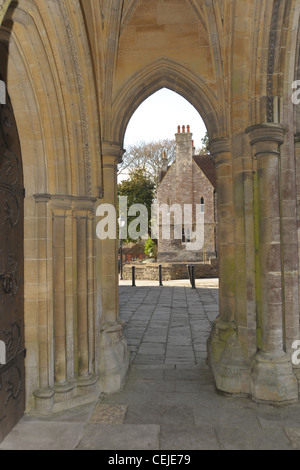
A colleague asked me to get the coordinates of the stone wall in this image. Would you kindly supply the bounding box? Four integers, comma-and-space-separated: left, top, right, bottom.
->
122, 260, 218, 281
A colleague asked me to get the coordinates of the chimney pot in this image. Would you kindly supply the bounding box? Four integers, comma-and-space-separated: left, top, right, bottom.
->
177, 126, 181, 133
182, 125, 185, 133
187, 125, 190, 133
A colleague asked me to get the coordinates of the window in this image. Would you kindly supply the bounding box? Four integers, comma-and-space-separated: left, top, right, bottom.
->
167, 198, 170, 215
200, 197, 205, 213
182, 228, 191, 243
0, 80, 6, 105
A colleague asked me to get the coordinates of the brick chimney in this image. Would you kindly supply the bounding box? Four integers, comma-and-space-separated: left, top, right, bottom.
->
175, 125, 193, 205
175, 125, 193, 164
162, 150, 168, 172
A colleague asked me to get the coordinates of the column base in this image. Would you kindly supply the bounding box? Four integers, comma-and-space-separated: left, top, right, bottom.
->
33, 388, 55, 415
99, 322, 130, 393
76, 374, 99, 394
250, 352, 299, 406
54, 381, 75, 403
32, 377, 101, 416
207, 319, 251, 396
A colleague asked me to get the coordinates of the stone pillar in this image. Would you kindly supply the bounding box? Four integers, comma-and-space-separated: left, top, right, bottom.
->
296, 133, 300, 318
210, 138, 235, 324
31, 195, 55, 414
207, 138, 251, 395
247, 123, 298, 405
33, 195, 100, 414
98, 142, 130, 393
52, 208, 75, 400
294, 133, 300, 384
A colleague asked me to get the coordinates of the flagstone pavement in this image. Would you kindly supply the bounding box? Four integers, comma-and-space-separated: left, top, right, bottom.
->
2, 278, 300, 451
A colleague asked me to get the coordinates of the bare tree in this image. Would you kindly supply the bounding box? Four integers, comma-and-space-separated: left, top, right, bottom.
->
118, 139, 176, 189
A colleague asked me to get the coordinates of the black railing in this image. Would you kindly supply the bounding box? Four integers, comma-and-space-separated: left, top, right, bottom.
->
187, 265, 196, 289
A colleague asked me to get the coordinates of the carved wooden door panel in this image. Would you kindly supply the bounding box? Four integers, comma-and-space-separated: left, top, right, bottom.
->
0, 86, 25, 443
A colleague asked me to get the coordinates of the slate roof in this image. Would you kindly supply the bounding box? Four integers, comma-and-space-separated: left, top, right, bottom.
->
159, 153, 216, 188
193, 154, 216, 188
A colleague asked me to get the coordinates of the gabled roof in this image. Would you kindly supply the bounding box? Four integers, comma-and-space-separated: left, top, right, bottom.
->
193, 154, 216, 188
120, 241, 146, 255
159, 153, 216, 189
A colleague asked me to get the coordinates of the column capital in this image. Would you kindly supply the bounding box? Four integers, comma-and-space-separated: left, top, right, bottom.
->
101, 141, 125, 165
209, 136, 231, 155
209, 137, 231, 166
246, 123, 287, 147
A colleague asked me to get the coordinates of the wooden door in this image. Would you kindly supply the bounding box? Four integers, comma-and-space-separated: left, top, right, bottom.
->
0, 84, 25, 443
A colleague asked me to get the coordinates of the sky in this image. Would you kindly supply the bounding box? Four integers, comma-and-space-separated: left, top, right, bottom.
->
118, 88, 207, 182
124, 88, 207, 150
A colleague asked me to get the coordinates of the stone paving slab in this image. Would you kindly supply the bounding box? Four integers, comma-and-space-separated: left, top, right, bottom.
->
215, 425, 294, 450
159, 425, 220, 450
77, 424, 160, 450
0, 421, 86, 450
3, 279, 300, 450
124, 404, 195, 427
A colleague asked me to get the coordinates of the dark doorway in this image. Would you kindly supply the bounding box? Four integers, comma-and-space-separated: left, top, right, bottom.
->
0, 80, 25, 443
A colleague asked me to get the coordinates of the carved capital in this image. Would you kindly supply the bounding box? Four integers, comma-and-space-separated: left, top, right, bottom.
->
209, 137, 231, 167
101, 141, 125, 166
209, 137, 231, 155
246, 123, 287, 149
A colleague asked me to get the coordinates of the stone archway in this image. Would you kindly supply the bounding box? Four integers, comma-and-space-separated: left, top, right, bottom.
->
95, 0, 300, 405
111, 58, 221, 145
0, 0, 299, 419
0, 0, 114, 422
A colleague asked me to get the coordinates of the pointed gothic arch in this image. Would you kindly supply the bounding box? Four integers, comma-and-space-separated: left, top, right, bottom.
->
111, 58, 223, 147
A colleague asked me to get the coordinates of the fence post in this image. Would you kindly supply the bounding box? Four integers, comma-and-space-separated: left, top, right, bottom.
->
159, 265, 163, 287
187, 264, 196, 289
132, 266, 136, 287
191, 265, 196, 289
187, 265, 191, 284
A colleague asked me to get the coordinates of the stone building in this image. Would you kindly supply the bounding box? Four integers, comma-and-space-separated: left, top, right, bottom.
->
157, 125, 217, 262
0, 0, 300, 443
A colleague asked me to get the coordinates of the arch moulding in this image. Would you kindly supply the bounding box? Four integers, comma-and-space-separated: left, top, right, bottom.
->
111, 58, 223, 147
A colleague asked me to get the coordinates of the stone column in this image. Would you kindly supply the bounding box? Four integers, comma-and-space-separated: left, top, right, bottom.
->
32, 195, 55, 414
52, 208, 75, 399
296, 133, 300, 318
74, 207, 98, 391
207, 138, 251, 395
247, 123, 298, 405
33, 195, 100, 414
210, 138, 235, 324
98, 142, 130, 393
294, 132, 300, 384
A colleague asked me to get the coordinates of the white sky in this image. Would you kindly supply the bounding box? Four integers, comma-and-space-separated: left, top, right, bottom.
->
124, 88, 207, 150
119, 88, 207, 182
